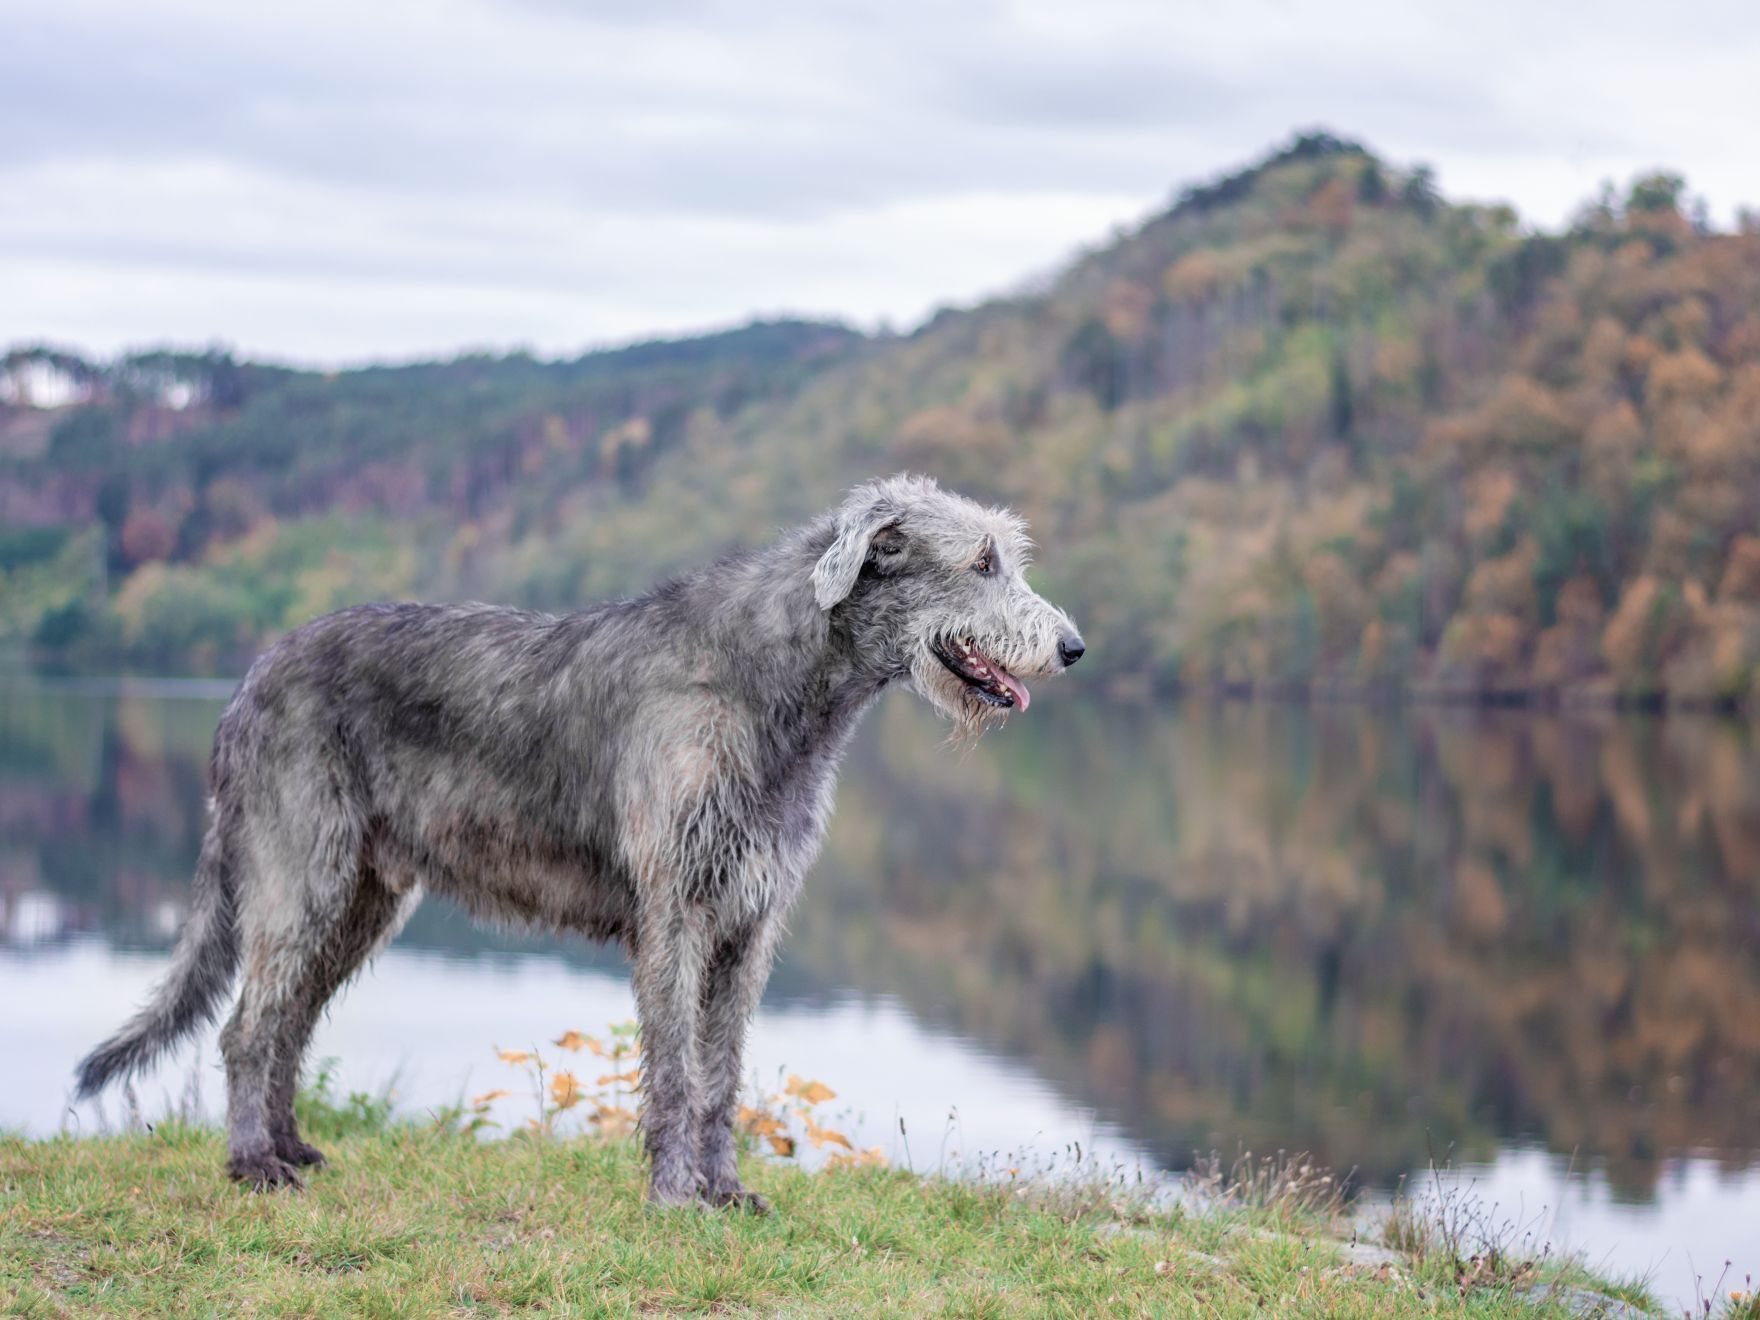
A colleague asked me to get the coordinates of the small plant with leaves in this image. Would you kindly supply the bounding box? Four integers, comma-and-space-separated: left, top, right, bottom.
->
466, 1021, 646, 1140
736, 1073, 886, 1170
552, 1021, 643, 1138
1692, 1265, 1760, 1320
454, 1024, 886, 1171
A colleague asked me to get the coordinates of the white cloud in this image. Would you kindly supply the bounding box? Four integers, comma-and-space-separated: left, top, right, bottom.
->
4, 0, 1758, 362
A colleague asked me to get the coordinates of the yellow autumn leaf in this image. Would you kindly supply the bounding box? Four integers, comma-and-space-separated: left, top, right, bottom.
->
737, 1105, 777, 1136
550, 1071, 582, 1108
595, 1070, 641, 1087
470, 1089, 511, 1106
784, 1075, 836, 1105
497, 1049, 532, 1066
553, 1030, 588, 1052
804, 1115, 853, 1150
766, 1133, 797, 1158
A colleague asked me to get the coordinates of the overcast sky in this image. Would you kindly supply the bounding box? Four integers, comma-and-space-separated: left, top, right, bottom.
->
4, 0, 1757, 365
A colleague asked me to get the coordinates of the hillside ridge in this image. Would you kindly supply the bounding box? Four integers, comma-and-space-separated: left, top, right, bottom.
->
5, 133, 1759, 712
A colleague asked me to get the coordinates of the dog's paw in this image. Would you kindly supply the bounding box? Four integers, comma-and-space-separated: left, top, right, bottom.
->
645, 1180, 702, 1211
226, 1151, 305, 1191
704, 1186, 772, 1215
279, 1139, 328, 1168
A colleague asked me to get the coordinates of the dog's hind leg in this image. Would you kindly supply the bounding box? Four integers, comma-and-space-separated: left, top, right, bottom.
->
262, 874, 412, 1170
695, 915, 782, 1212
220, 929, 315, 1188
219, 777, 372, 1189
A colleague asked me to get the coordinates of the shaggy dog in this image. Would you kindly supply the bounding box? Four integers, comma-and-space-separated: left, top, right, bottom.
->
76, 474, 1084, 1209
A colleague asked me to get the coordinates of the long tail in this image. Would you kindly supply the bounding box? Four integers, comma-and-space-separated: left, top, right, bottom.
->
74, 822, 239, 1099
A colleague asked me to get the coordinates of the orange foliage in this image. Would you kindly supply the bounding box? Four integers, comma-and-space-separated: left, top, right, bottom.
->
783, 1075, 837, 1105
1426, 376, 1573, 456
1583, 400, 1643, 486
1451, 858, 1509, 939
1305, 177, 1356, 237
1441, 612, 1526, 682
119, 509, 177, 567
1557, 576, 1606, 629
1647, 348, 1723, 406
1303, 551, 1369, 652
1462, 468, 1519, 543
1463, 541, 1538, 621
1102, 279, 1155, 342
1717, 536, 1760, 604
894, 406, 1010, 465
1601, 576, 1687, 683
1163, 251, 1223, 303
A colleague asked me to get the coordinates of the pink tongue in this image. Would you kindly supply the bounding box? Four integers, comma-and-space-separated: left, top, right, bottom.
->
994, 668, 1030, 711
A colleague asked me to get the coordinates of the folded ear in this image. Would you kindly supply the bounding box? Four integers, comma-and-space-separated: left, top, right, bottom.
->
813, 495, 899, 610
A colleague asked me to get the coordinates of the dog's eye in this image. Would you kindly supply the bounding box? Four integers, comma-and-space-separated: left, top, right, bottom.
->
973, 553, 993, 575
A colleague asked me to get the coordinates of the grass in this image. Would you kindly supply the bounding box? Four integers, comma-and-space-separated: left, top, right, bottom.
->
1, 1128, 1668, 1318
0, 1036, 1678, 1317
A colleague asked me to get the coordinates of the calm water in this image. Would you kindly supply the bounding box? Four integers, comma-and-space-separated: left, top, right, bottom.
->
4, 678, 1759, 1304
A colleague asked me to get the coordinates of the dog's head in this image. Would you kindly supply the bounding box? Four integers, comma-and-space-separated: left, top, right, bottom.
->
813, 473, 1083, 735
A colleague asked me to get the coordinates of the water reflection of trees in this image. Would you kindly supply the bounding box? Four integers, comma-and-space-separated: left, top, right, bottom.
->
0, 692, 213, 945
791, 698, 1760, 1197
4, 687, 1757, 1197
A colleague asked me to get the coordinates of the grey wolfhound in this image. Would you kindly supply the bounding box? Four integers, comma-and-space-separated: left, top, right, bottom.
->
75, 473, 1084, 1209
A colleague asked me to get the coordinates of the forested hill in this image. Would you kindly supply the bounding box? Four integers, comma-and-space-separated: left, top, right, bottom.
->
6, 133, 1760, 710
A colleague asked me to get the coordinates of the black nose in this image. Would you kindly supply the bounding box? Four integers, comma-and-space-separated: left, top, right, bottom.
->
1058, 634, 1085, 667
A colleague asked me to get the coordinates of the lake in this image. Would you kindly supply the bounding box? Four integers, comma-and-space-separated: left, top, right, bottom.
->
3, 677, 1758, 1307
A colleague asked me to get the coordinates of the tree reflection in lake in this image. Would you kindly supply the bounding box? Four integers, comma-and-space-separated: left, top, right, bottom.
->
800, 696, 1760, 1201
4, 680, 1758, 1208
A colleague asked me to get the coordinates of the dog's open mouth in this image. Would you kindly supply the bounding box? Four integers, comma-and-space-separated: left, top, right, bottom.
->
932, 636, 1031, 710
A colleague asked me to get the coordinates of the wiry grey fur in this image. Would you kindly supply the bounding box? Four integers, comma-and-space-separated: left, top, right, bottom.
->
74, 474, 1084, 1208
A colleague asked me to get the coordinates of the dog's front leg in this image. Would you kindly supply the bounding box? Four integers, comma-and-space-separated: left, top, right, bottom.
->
696, 914, 782, 1212
630, 892, 713, 1207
